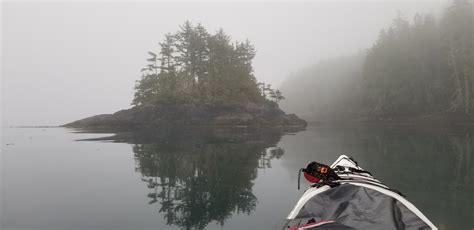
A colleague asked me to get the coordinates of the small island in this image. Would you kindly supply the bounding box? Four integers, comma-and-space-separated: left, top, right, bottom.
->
64, 22, 306, 130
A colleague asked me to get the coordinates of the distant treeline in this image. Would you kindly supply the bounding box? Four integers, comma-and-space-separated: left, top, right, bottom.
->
133, 22, 283, 107
282, 0, 473, 121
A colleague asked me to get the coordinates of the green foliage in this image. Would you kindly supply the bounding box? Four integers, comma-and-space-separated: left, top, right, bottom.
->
280, 54, 365, 121
282, 0, 473, 121
364, 0, 474, 116
132, 22, 281, 107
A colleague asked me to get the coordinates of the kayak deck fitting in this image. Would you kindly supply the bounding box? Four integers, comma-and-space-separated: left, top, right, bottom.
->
285, 155, 437, 230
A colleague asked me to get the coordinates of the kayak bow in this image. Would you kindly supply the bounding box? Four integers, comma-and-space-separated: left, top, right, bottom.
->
286, 155, 437, 230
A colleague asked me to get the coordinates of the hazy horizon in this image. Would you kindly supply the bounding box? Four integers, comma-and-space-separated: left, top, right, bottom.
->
2, 1, 446, 126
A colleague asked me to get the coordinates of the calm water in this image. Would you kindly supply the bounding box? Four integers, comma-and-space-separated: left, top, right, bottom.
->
1, 125, 473, 230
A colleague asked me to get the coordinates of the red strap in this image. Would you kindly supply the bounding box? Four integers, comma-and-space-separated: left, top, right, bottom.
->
303, 172, 320, 183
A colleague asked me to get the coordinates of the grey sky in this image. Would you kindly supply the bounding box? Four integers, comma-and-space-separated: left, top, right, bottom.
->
2, 1, 445, 126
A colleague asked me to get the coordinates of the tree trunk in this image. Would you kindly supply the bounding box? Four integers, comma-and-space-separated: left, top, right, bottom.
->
448, 46, 464, 112
464, 69, 471, 114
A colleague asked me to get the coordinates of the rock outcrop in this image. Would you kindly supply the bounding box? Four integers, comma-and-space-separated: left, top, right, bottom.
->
63, 102, 307, 130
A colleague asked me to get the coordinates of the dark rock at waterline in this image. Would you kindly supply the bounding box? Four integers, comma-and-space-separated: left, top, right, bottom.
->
63, 102, 307, 130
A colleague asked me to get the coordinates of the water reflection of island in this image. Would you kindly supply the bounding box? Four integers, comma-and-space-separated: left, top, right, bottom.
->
127, 128, 285, 229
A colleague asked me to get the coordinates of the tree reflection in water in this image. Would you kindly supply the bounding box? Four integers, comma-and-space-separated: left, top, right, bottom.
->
130, 128, 285, 229
363, 129, 474, 229
291, 125, 474, 229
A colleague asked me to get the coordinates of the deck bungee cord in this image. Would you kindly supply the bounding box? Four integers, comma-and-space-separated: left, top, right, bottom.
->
287, 155, 437, 230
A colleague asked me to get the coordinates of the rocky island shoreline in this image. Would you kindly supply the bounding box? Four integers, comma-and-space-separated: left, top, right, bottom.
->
63, 102, 306, 130
64, 22, 307, 131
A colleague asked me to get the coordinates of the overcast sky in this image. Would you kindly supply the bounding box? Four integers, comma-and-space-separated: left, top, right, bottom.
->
2, 1, 446, 126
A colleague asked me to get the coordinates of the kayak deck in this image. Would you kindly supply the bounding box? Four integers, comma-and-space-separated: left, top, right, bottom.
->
285, 155, 437, 230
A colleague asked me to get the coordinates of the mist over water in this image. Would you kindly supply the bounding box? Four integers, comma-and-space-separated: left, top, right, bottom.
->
2, 1, 445, 126
2, 1, 473, 230
2, 126, 473, 229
